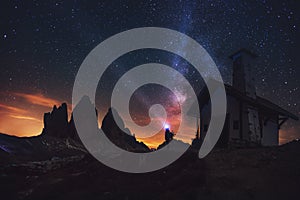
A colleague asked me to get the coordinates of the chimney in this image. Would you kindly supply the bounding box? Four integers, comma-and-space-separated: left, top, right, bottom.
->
229, 48, 258, 98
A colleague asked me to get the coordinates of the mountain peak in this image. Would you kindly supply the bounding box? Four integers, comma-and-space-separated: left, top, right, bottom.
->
42, 103, 68, 138
101, 107, 149, 152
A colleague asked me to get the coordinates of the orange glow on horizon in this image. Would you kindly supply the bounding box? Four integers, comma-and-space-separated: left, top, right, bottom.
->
1, 92, 299, 149
0, 92, 70, 137
279, 126, 300, 145
0, 91, 191, 149
0, 115, 43, 137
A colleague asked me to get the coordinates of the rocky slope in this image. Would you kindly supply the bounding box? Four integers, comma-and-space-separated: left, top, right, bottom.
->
0, 140, 299, 200
0, 96, 299, 199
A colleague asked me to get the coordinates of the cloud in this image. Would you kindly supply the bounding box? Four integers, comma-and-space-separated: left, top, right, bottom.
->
0, 103, 26, 113
0, 92, 69, 137
9, 115, 41, 122
14, 93, 61, 108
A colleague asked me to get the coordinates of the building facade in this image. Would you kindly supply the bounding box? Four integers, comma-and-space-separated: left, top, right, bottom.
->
193, 49, 298, 147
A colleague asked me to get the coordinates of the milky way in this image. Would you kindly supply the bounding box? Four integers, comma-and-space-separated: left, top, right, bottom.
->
0, 0, 299, 146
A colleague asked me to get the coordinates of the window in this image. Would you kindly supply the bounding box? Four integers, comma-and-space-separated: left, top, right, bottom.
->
233, 120, 239, 130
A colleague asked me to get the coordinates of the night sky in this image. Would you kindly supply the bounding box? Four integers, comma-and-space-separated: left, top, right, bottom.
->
0, 0, 299, 147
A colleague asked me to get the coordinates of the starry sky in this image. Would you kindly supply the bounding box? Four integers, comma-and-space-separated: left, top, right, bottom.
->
0, 0, 299, 147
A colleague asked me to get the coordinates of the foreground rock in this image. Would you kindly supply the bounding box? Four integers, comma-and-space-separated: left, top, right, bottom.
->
0, 137, 300, 200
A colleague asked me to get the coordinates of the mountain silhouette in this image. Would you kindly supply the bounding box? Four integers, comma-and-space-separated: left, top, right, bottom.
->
40, 95, 149, 152
42, 103, 69, 138
101, 107, 150, 152
0, 96, 300, 199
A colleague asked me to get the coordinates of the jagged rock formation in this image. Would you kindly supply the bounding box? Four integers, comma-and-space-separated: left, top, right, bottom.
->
101, 107, 150, 152
41, 96, 149, 152
41, 96, 98, 142
68, 95, 99, 142
42, 103, 69, 138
